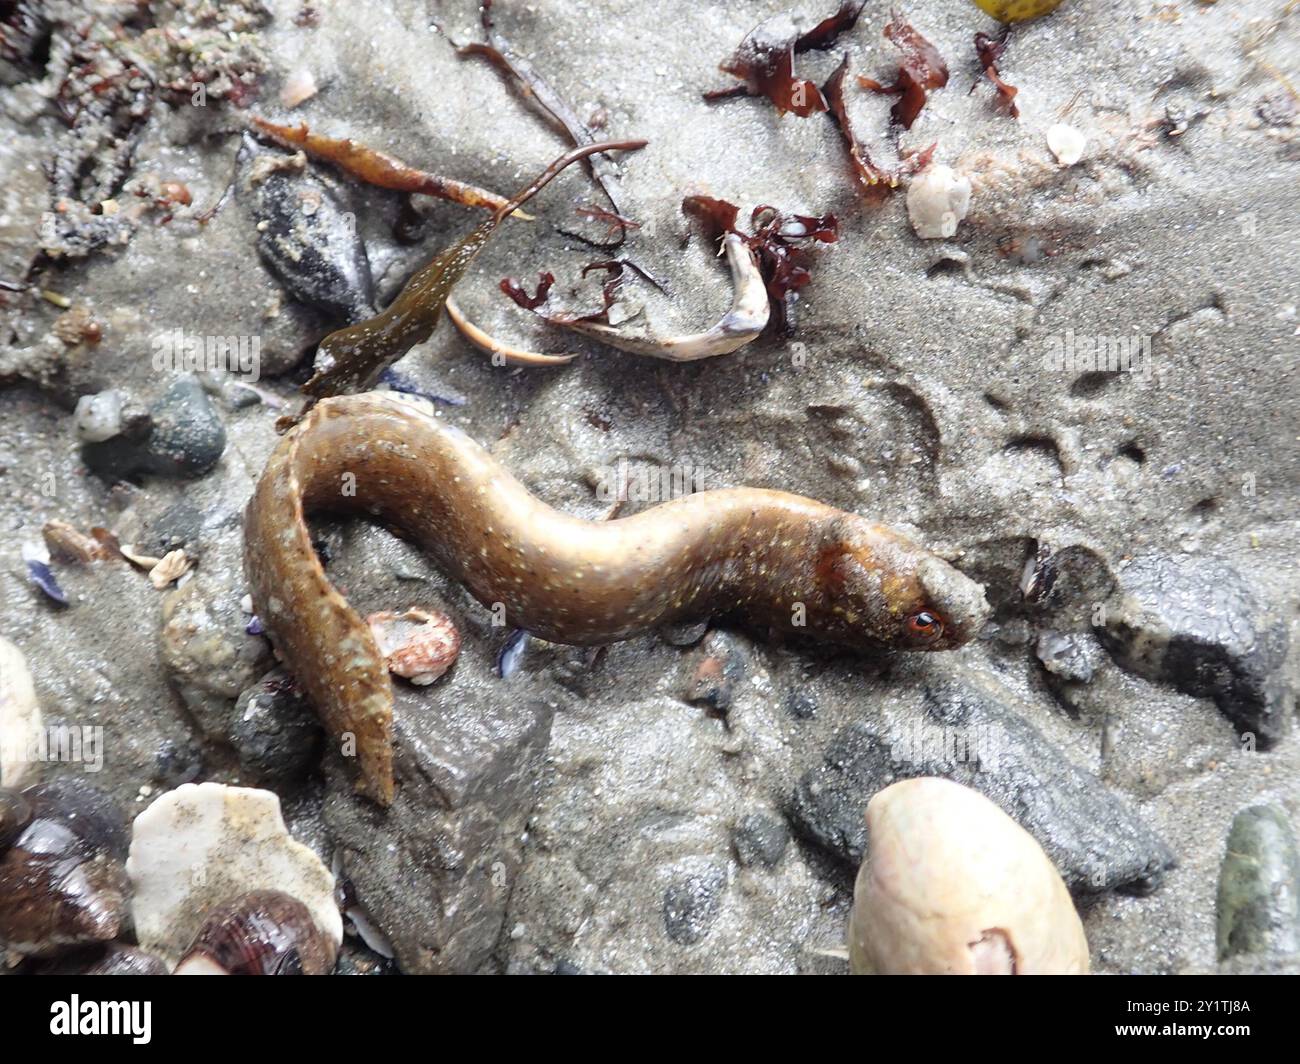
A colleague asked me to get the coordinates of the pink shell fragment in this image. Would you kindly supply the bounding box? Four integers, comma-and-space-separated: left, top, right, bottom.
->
365, 608, 460, 686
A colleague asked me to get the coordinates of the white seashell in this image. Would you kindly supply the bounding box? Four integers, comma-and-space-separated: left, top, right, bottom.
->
116, 543, 163, 570
148, 549, 193, 589
126, 782, 341, 967
73, 390, 124, 443
1046, 123, 1087, 166
561, 233, 770, 360
0, 637, 42, 788
906, 165, 972, 240
279, 67, 319, 109
849, 777, 1089, 974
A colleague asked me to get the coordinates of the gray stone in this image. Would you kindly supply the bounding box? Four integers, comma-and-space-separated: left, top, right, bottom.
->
662, 860, 727, 946
159, 572, 273, 740
250, 149, 376, 325
231, 668, 322, 786
323, 684, 553, 974
82, 376, 226, 481
1036, 629, 1106, 684
1097, 554, 1293, 748
788, 670, 1177, 894
731, 811, 789, 869
1216, 805, 1300, 961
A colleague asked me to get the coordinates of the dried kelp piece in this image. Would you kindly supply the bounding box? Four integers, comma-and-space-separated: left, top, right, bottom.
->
972, 31, 1019, 118
856, 11, 949, 129
824, 57, 936, 202
682, 195, 838, 333
295, 139, 645, 411
444, 293, 578, 366
457, 0, 628, 242
705, 0, 867, 117
248, 116, 521, 216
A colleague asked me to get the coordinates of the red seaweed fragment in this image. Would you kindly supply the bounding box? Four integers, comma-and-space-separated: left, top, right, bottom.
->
856, 10, 949, 129
682, 195, 838, 334
704, 0, 867, 117
574, 204, 641, 242
971, 31, 1020, 118
824, 57, 936, 202
501, 272, 558, 313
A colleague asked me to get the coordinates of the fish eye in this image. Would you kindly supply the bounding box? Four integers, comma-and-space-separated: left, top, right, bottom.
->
906, 610, 945, 641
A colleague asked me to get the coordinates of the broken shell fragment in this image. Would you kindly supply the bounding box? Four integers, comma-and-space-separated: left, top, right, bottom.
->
906, 165, 972, 240
0, 780, 130, 957
366, 608, 461, 685
445, 294, 578, 366
42, 520, 113, 564
849, 777, 1089, 974
0, 637, 42, 789
73, 389, 124, 443
175, 889, 338, 975
279, 68, 319, 109
562, 234, 769, 360
127, 782, 341, 966
148, 549, 193, 589
1046, 122, 1086, 166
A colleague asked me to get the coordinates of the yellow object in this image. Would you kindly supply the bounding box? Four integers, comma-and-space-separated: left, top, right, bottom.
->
972, 0, 1066, 22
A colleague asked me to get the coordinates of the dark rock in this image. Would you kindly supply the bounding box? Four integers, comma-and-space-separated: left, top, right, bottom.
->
662, 861, 727, 946
154, 737, 203, 787
732, 811, 789, 869
148, 500, 205, 554
144, 375, 227, 476
1096, 554, 1293, 748
1216, 805, 1300, 961
251, 151, 376, 324
661, 620, 709, 647
787, 669, 1177, 894
786, 690, 817, 719
82, 375, 226, 480
231, 668, 322, 784
323, 686, 553, 974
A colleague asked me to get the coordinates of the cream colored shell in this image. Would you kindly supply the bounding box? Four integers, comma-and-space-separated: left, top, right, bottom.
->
849, 777, 1089, 974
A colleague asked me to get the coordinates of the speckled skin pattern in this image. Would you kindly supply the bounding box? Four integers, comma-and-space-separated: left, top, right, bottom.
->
243, 393, 991, 804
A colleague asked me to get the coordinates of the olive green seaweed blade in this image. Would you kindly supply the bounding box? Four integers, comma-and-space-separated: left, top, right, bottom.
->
302, 218, 497, 399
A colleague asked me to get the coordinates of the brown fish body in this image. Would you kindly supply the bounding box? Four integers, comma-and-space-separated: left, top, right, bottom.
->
244, 394, 989, 803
